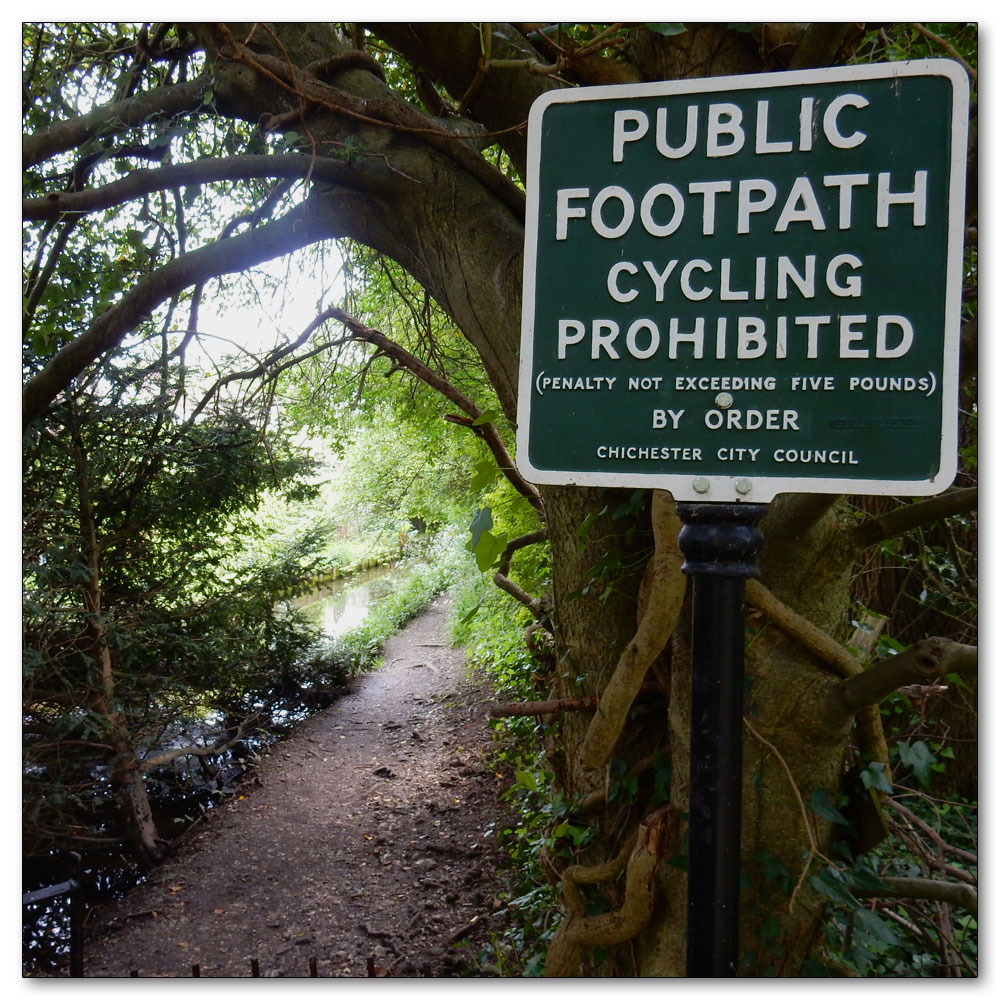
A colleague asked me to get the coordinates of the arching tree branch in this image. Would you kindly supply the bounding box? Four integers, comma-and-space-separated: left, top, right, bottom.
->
366, 22, 563, 179
23, 201, 334, 429
324, 307, 543, 514
23, 154, 366, 222
211, 32, 526, 220
23, 75, 210, 170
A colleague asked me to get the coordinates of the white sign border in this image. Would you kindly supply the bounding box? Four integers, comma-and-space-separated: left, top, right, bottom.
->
515, 59, 970, 503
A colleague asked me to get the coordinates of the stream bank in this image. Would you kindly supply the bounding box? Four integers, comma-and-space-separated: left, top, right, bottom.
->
81, 593, 514, 978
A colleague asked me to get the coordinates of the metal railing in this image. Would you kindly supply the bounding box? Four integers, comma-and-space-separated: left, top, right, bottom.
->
22, 852, 84, 977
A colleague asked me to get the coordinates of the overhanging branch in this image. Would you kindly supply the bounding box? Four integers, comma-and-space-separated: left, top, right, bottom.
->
23, 201, 333, 428
324, 307, 544, 514
853, 876, 977, 917
839, 637, 978, 711
216, 33, 526, 220
851, 488, 978, 550
745, 579, 889, 770
493, 529, 550, 619
23, 154, 365, 222
23, 75, 210, 170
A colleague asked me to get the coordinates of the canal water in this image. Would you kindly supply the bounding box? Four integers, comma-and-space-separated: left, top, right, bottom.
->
290, 562, 397, 639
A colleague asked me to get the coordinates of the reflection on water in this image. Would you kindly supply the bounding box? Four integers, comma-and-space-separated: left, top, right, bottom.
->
294, 563, 395, 639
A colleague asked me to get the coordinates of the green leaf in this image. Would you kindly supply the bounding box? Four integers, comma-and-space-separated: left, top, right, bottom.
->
841, 867, 888, 892
515, 768, 537, 792
896, 740, 936, 788
470, 458, 497, 492
809, 867, 856, 908
760, 916, 781, 940
472, 408, 501, 426
810, 787, 849, 825
612, 488, 648, 520
854, 907, 902, 945
646, 22, 686, 36
469, 506, 493, 551
459, 596, 484, 625
472, 529, 507, 572
576, 508, 607, 541
755, 850, 791, 883
859, 761, 893, 794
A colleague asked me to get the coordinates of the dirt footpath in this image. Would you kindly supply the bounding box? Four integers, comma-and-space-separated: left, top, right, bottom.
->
84, 594, 511, 978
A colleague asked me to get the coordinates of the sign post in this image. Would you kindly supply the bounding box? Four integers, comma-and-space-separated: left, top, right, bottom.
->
516, 60, 968, 975
677, 502, 766, 976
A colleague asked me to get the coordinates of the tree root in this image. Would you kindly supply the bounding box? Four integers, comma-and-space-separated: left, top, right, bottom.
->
578, 491, 684, 770
543, 808, 673, 977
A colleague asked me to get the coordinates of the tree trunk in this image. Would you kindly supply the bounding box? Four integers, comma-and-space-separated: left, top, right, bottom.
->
72, 428, 163, 868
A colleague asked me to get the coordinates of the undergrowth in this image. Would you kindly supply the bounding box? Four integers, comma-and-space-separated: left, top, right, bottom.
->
451, 575, 561, 977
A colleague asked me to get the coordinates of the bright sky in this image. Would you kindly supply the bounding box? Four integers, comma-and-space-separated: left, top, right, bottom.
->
186, 243, 348, 373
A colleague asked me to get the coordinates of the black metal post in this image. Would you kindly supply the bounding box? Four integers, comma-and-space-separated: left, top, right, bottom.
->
678, 502, 766, 978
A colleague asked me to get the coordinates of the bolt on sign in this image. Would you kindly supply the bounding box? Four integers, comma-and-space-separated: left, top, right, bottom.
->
515, 60, 969, 502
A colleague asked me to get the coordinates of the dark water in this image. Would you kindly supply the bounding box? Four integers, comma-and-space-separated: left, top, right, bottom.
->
23, 565, 397, 975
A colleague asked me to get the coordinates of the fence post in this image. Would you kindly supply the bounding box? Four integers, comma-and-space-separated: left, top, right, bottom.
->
68, 853, 83, 977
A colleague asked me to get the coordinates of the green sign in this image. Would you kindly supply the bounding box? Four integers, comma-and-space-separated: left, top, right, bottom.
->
516, 61, 969, 502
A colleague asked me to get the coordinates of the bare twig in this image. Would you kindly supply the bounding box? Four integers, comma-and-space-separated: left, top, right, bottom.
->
909, 23, 977, 84
490, 684, 661, 719
325, 307, 544, 514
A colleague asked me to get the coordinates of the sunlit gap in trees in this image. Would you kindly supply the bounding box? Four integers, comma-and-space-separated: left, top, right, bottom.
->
166, 242, 349, 377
